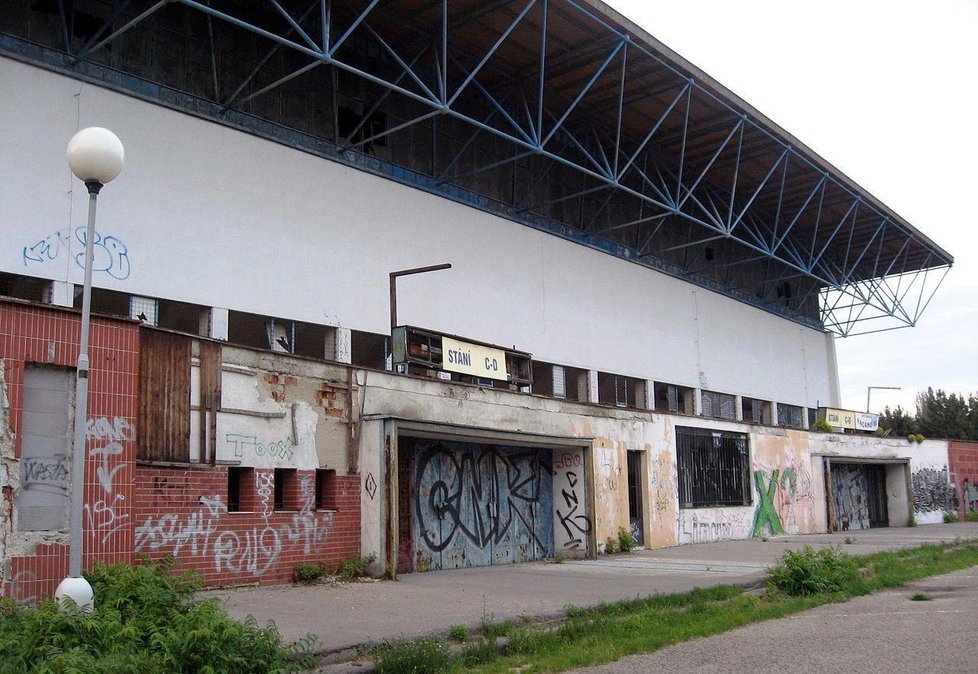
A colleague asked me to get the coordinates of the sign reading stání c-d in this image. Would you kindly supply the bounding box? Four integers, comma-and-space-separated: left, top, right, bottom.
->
442, 336, 509, 381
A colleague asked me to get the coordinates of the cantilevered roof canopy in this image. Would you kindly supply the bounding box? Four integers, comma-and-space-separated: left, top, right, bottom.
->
0, 0, 952, 335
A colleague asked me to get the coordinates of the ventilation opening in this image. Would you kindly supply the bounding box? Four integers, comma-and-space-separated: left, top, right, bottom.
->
227, 310, 330, 359
0, 272, 50, 303
597, 372, 645, 408
653, 382, 693, 414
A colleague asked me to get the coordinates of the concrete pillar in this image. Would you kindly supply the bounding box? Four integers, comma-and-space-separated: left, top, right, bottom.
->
643, 380, 655, 411
48, 280, 73, 307
825, 332, 842, 408
770, 401, 780, 427
693, 388, 703, 416
734, 395, 743, 421
586, 370, 599, 404
334, 327, 352, 363
207, 307, 230, 341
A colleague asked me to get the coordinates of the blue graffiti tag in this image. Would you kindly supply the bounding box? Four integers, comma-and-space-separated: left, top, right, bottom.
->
23, 227, 130, 280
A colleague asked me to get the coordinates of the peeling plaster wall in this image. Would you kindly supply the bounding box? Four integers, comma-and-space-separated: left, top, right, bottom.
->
213, 347, 352, 474
1, 359, 13, 583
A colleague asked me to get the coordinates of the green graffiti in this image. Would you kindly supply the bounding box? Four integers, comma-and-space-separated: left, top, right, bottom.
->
752, 469, 784, 537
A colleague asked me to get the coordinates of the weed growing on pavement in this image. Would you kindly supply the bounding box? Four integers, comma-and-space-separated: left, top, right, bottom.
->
448, 624, 469, 642
910, 592, 932, 601
617, 527, 634, 553
365, 541, 978, 674
0, 561, 316, 673
373, 636, 449, 674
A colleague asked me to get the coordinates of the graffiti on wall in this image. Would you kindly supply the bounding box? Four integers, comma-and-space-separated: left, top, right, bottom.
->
226, 433, 296, 463
912, 466, 950, 513
23, 228, 131, 280
679, 510, 749, 544
414, 445, 553, 562
134, 477, 332, 577
20, 456, 69, 494
553, 449, 590, 552
749, 447, 815, 538
84, 417, 132, 545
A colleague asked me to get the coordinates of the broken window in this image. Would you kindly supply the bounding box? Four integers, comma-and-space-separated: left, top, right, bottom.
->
653, 382, 693, 414
700, 390, 736, 420
0, 271, 49, 303
351, 330, 389, 369
742, 397, 772, 425
777, 403, 805, 429
676, 427, 751, 508
532, 361, 568, 398
597, 372, 645, 408
227, 310, 331, 359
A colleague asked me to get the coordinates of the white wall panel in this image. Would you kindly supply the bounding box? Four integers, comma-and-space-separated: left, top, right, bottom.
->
0, 58, 834, 407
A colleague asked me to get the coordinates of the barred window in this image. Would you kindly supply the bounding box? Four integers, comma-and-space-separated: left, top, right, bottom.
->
676, 427, 751, 508
777, 403, 805, 429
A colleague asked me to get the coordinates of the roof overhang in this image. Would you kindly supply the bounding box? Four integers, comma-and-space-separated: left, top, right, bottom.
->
0, 0, 952, 335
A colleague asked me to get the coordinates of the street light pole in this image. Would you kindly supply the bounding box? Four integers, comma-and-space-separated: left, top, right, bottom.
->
56, 127, 125, 612
389, 263, 452, 333
867, 386, 901, 413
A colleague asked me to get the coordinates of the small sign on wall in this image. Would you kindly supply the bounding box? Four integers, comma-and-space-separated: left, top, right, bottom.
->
820, 408, 880, 432
441, 336, 509, 381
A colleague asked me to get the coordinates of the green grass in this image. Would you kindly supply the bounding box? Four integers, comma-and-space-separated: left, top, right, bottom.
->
369, 541, 978, 674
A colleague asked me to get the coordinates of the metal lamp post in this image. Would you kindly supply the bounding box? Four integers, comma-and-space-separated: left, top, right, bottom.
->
867, 386, 901, 413
55, 127, 125, 612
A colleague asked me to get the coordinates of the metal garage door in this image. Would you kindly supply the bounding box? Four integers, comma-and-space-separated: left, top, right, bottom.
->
410, 438, 553, 571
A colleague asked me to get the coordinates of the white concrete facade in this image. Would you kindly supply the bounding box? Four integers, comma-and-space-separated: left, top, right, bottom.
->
1, 57, 836, 411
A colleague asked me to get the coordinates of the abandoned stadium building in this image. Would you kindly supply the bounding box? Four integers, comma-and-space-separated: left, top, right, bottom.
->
0, 1, 969, 600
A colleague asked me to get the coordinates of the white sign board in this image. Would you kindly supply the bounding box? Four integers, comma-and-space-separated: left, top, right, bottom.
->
856, 412, 880, 432
441, 336, 509, 381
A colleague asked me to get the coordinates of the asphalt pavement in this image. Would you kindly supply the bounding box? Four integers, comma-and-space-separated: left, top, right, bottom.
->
205, 522, 978, 663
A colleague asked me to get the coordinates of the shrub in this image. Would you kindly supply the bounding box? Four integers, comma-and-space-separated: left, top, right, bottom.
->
768, 546, 862, 596
373, 637, 449, 674
944, 512, 959, 523
294, 562, 327, 584
459, 638, 498, 666
617, 527, 634, 553
604, 537, 619, 554
0, 561, 315, 673
339, 554, 376, 580
967, 509, 978, 522
448, 624, 469, 642
812, 419, 833, 432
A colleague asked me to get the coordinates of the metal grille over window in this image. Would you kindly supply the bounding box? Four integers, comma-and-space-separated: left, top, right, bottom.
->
701, 390, 736, 420
676, 427, 751, 508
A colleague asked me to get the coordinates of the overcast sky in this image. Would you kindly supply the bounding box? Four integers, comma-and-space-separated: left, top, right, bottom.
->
605, 0, 978, 414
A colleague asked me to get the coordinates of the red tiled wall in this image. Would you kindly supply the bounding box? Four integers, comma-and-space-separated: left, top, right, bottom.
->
132, 465, 361, 586
949, 440, 978, 517
1, 301, 138, 602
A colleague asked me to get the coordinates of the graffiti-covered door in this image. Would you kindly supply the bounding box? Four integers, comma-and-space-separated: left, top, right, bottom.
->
830, 463, 889, 531
410, 439, 553, 571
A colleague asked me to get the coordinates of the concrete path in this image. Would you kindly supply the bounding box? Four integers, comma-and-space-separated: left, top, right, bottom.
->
576, 566, 978, 673
205, 523, 978, 657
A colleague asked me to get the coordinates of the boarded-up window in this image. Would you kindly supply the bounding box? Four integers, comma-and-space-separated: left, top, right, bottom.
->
138, 329, 191, 461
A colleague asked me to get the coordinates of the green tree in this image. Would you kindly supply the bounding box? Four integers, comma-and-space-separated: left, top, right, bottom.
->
915, 388, 972, 440
878, 405, 916, 437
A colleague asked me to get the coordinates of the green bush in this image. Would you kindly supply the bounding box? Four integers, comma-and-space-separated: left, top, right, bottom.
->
768, 546, 862, 596
0, 561, 315, 673
604, 536, 619, 554
373, 637, 449, 674
339, 554, 376, 580
617, 527, 634, 553
812, 419, 833, 432
448, 624, 469, 642
294, 562, 327, 584
967, 509, 978, 522
944, 511, 960, 523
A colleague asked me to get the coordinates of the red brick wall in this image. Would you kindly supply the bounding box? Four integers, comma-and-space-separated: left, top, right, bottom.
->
132, 465, 360, 586
1, 301, 138, 602
2, 300, 363, 600
949, 440, 978, 517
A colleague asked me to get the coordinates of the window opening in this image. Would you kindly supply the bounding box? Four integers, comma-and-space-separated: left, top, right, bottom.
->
227, 467, 253, 512
777, 403, 805, 429
701, 390, 736, 420
676, 427, 750, 508
315, 468, 337, 510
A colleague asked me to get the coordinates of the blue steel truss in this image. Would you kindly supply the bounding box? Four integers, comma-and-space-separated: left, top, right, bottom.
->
0, 0, 951, 336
